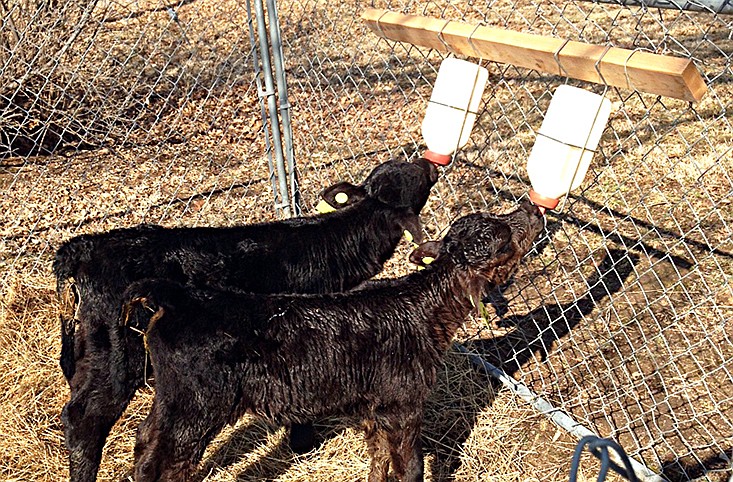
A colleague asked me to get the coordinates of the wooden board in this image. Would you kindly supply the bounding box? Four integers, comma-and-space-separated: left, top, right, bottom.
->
362, 8, 707, 102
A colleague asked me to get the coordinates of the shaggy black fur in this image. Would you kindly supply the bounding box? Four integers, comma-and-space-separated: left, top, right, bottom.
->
53, 158, 438, 482
123, 201, 544, 482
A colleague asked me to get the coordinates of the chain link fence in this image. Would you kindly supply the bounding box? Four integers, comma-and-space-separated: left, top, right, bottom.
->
280, 1, 733, 479
1, 0, 731, 480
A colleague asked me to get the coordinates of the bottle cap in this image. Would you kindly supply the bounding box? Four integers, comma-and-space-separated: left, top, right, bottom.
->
423, 150, 452, 166
529, 189, 559, 211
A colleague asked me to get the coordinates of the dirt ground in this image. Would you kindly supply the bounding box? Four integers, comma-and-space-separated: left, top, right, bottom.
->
1, 0, 732, 481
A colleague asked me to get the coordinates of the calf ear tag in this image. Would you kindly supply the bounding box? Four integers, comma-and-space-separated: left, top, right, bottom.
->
316, 199, 337, 214
416, 255, 434, 271
316, 192, 349, 214
403, 230, 419, 247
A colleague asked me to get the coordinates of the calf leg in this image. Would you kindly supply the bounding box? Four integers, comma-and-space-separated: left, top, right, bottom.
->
289, 422, 316, 454
387, 411, 424, 482
134, 395, 227, 482
62, 359, 138, 482
62, 319, 146, 482
363, 419, 391, 482
134, 401, 192, 482
61, 313, 145, 482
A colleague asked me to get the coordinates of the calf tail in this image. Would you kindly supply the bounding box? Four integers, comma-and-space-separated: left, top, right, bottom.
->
58, 276, 79, 380
54, 237, 94, 381
120, 279, 186, 349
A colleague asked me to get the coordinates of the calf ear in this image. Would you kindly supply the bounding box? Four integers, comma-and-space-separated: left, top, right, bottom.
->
319, 181, 367, 209
409, 240, 442, 266
400, 213, 424, 244
120, 295, 162, 332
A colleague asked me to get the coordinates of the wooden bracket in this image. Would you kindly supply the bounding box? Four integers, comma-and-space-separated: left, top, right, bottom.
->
362, 8, 707, 102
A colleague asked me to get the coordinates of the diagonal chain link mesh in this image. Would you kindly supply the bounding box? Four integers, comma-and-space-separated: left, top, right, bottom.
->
281, 1, 733, 480
1, 0, 731, 480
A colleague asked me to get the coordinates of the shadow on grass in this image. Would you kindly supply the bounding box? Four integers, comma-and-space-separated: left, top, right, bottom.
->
192, 418, 294, 481
424, 248, 640, 480
661, 448, 733, 482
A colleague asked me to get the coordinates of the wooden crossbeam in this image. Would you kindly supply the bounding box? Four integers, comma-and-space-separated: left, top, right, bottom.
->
362, 8, 707, 102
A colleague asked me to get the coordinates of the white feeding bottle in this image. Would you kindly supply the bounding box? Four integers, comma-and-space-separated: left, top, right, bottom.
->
421, 58, 489, 166
527, 84, 612, 213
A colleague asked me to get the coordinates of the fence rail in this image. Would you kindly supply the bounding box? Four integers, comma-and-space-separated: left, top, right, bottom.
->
1, 0, 731, 480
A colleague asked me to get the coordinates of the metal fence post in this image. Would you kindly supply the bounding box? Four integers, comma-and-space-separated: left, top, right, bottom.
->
265, 0, 300, 216
245, 0, 281, 215
249, 0, 296, 218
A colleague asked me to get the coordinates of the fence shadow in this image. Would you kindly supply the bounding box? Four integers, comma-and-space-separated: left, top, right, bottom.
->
661, 450, 733, 482
192, 418, 294, 481
423, 247, 640, 480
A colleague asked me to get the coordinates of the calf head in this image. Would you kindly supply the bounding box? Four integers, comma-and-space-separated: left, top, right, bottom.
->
412, 200, 544, 288
318, 159, 439, 242
319, 158, 439, 214
363, 158, 439, 214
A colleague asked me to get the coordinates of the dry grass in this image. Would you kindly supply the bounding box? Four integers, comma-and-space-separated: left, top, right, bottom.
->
0, 275, 620, 481
1, 0, 732, 480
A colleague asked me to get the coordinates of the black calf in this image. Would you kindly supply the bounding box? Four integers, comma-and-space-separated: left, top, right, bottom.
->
54, 158, 438, 481
125, 201, 544, 481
